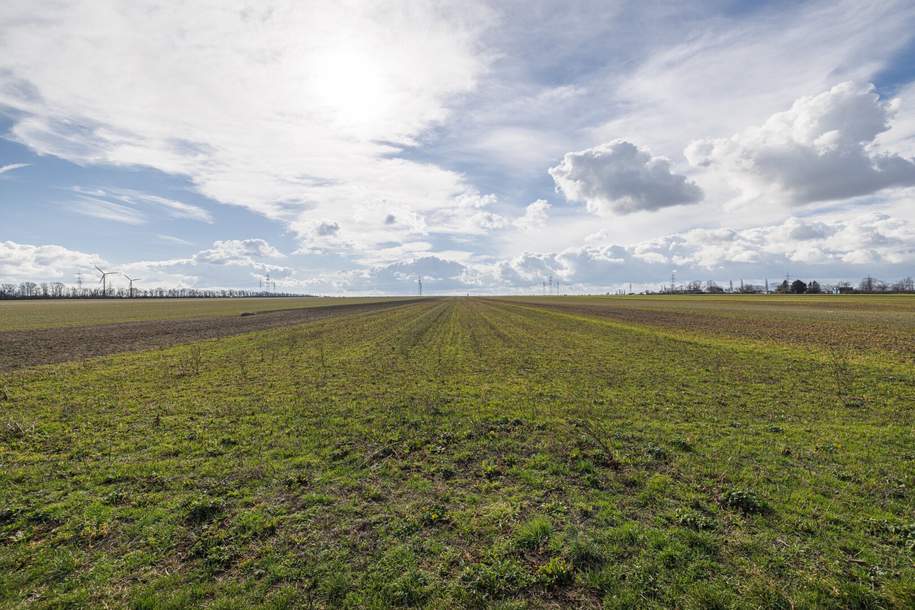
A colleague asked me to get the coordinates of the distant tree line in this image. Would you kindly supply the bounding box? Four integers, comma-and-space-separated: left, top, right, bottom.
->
645, 275, 915, 295
0, 282, 309, 299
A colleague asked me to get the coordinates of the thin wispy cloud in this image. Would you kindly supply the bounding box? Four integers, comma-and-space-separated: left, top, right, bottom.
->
0, 163, 29, 175
71, 187, 214, 223
71, 196, 146, 225
108, 189, 214, 223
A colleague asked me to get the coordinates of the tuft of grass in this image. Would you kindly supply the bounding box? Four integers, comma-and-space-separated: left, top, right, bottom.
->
513, 516, 553, 550
184, 495, 225, 524
720, 488, 769, 515
537, 556, 574, 588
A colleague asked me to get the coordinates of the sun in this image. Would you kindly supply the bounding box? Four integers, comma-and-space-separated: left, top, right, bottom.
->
309, 44, 393, 134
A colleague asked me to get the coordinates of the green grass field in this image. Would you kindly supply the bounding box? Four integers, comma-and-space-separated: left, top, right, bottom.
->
1, 297, 913, 609
0, 297, 407, 332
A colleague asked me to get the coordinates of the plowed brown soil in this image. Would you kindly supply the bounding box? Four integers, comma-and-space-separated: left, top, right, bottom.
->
0, 299, 425, 371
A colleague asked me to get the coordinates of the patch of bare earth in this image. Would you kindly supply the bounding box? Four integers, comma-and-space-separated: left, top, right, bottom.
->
0, 299, 426, 371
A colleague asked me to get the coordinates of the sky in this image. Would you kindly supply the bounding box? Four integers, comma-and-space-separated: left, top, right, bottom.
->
2, 0, 915, 295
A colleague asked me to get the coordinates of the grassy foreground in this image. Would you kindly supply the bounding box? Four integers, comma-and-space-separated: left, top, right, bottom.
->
1, 298, 913, 608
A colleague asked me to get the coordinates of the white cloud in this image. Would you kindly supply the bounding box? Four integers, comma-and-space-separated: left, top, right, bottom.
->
594, 1, 915, 157
0, 163, 29, 174
70, 187, 213, 223
686, 82, 915, 206
3, 1, 915, 289
194, 239, 284, 266
121, 239, 291, 288
156, 234, 194, 246
468, 211, 508, 231
5, 208, 915, 293
0, 1, 494, 252
0, 241, 101, 281
108, 188, 213, 223
549, 140, 702, 214
514, 199, 551, 230
72, 196, 147, 225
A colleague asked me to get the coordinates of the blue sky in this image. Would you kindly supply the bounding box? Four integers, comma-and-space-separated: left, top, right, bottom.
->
2, 0, 915, 294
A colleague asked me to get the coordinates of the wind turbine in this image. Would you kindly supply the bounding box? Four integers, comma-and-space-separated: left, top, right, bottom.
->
95, 265, 115, 297
122, 273, 141, 298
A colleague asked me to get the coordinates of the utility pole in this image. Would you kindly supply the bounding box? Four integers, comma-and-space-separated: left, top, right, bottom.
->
265, 273, 271, 294
418, 274, 423, 296
671, 270, 676, 294
765, 277, 769, 294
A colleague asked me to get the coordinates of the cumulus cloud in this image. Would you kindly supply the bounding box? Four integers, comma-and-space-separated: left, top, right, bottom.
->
0, 241, 102, 281
514, 199, 551, 230
549, 140, 703, 214
5, 209, 915, 293
488, 210, 915, 290
293, 219, 351, 254
194, 239, 284, 266
686, 82, 915, 205
122, 239, 291, 288
341, 255, 472, 293
468, 211, 508, 231
314, 221, 340, 237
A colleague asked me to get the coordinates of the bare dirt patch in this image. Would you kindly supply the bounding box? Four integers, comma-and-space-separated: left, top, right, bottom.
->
0, 299, 426, 371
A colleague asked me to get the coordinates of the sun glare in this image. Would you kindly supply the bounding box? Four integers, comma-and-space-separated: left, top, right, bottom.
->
310, 45, 392, 133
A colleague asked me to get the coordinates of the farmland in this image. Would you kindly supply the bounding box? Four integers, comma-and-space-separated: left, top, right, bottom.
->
1, 296, 913, 609
0, 297, 410, 332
